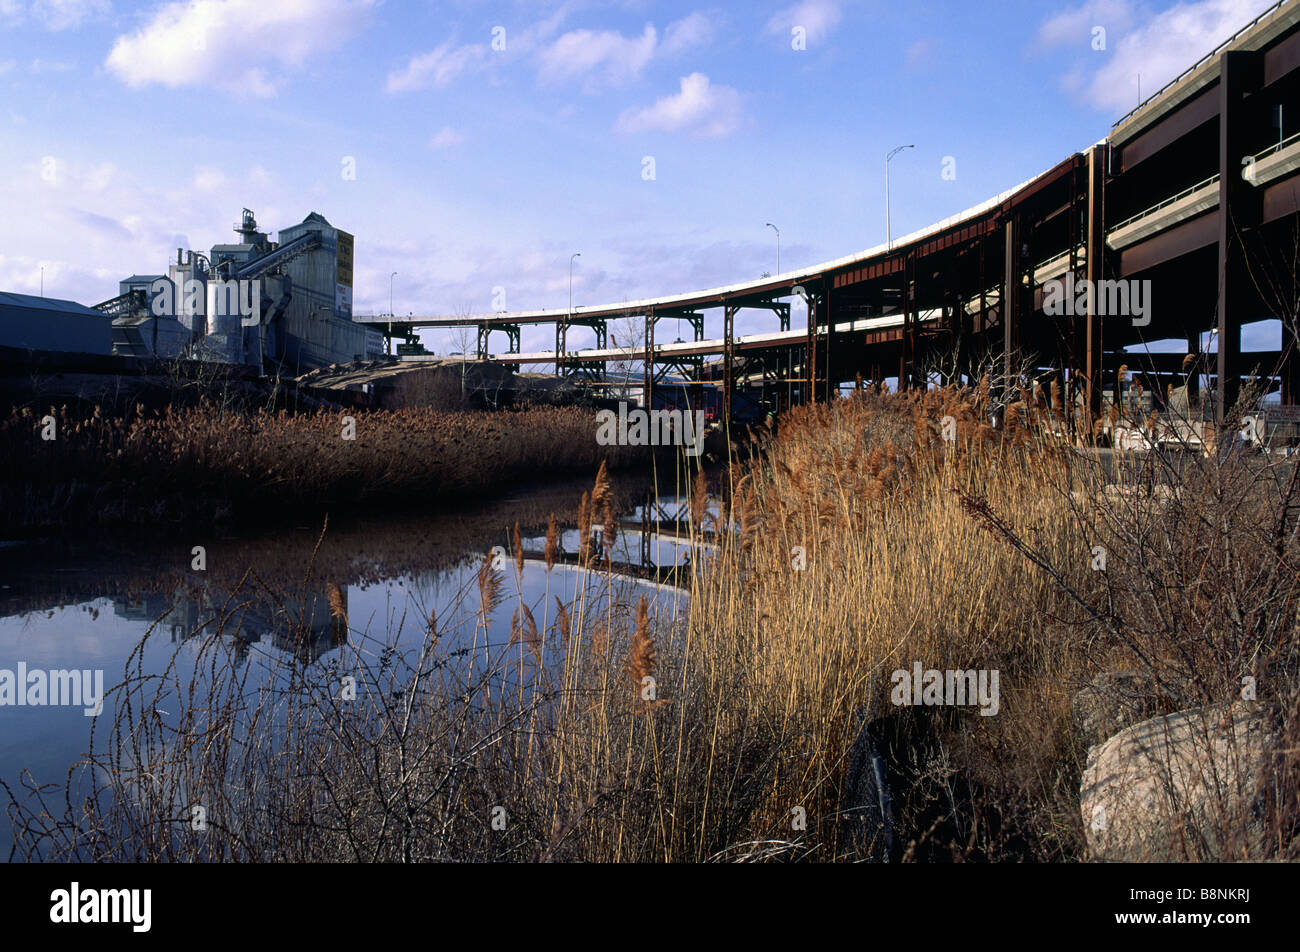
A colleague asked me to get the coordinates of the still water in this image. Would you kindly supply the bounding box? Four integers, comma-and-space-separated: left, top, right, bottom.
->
0, 474, 709, 856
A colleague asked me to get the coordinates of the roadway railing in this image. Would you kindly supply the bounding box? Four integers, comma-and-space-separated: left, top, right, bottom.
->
1108, 174, 1220, 234
1111, 0, 1290, 128
1253, 128, 1300, 161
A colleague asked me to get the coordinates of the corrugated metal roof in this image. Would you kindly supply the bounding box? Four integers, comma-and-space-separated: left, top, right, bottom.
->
0, 291, 107, 317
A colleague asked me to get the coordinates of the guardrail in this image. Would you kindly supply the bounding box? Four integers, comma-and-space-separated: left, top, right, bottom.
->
1253, 128, 1300, 161
1033, 245, 1086, 274
1111, 0, 1289, 128
1109, 173, 1220, 233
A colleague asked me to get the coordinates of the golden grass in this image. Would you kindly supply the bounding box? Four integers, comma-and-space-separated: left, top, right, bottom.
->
0, 402, 644, 531
8, 384, 1297, 862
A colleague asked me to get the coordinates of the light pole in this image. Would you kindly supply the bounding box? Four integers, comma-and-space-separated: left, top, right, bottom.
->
40, 266, 44, 298
569, 253, 581, 317
765, 222, 780, 275
885, 144, 914, 251
562, 252, 580, 375
389, 271, 397, 356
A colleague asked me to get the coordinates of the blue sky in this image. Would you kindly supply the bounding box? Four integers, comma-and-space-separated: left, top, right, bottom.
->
0, 0, 1280, 351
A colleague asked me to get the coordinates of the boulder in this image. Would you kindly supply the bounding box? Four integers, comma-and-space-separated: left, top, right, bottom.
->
1080, 702, 1281, 861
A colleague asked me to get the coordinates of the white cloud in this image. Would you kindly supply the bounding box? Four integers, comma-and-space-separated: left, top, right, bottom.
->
766, 0, 843, 44
1053, 0, 1277, 113
537, 24, 658, 87
82, 161, 115, 191
105, 0, 375, 98
387, 40, 489, 93
386, 9, 572, 95
23, 156, 118, 191
1, 0, 108, 30
29, 58, 75, 73
615, 72, 742, 138
428, 126, 465, 150
392, 10, 717, 95
662, 12, 715, 56
904, 36, 937, 68
1037, 0, 1136, 50
193, 166, 225, 191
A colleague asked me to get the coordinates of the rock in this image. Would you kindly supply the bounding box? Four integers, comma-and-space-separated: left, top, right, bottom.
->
843, 714, 895, 861
1072, 670, 1185, 748
1080, 702, 1281, 862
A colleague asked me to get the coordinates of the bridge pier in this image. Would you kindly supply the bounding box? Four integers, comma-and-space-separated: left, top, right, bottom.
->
723, 303, 736, 425
643, 309, 655, 410
1085, 142, 1106, 429
1216, 49, 1263, 424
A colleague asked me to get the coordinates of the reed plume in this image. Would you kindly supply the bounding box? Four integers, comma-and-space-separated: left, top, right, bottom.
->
577, 491, 592, 562
553, 596, 570, 646
591, 460, 611, 509
476, 555, 502, 623
544, 513, 559, 571
601, 493, 618, 557
326, 580, 347, 629
690, 468, 708, 528
627, 595, 656, 707
510, 604, 541, 663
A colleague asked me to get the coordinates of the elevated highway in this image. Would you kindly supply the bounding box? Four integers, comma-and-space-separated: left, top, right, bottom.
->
360, 0, 1300, 427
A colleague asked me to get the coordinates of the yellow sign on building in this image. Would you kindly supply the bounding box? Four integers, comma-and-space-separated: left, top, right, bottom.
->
336, 230, 354, 288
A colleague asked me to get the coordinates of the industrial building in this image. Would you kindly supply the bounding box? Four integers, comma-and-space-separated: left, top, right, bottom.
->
95, 208, 384, 373
1, 209, 384, 375
0, 292, 113, 357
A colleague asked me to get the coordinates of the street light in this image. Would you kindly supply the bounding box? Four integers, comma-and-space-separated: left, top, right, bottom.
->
562, 252, 580, 374
765, 222, 780, 276
885, 144, 914, 251
389, 271, 397, 357
569, 253, 581, 317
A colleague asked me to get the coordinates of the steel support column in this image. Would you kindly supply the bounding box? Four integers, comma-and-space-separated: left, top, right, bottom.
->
900, 256, 913, 390
643, 311, 656, 409
724, 303, 736, 425
824, 283, 834, 401
805, 292, 817, 404
1003, 214, 1020, 389
1216, 50, 1263, 424
1085, 143, 1107, 426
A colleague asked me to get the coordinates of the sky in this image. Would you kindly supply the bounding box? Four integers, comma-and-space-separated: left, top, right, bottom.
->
0, 0, 1283, 352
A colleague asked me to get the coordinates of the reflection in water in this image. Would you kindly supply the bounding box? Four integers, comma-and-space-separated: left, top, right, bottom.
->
0, 471, 718, 858
113, 585, 348, 667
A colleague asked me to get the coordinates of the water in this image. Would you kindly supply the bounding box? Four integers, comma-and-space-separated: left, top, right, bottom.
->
0, 474, 711, 858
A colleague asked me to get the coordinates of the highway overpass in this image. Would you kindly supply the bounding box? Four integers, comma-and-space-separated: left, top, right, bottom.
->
360, 0, 1300, 428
